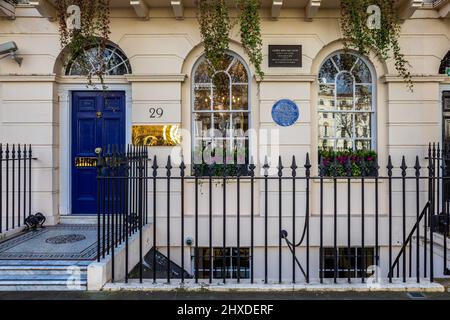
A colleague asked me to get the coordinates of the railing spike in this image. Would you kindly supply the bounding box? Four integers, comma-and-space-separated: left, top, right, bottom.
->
332, 155, 338, 177
346, 156, 352, 177
180, 156, 186, 177
290, 156, 297, 177
249, 156, 256, 177
263, 156, 269, 177
319, 156, 325, 177
304, 153, 311, 177
277, 156, 283, 177
387, 155, 393, 177
166, 155, 172, 171
400, 156, 407, 177
152, 155, 158, 175
414, 156, 421, 177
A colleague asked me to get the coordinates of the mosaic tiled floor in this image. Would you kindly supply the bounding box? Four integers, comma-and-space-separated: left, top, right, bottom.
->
0, 225, 97, 260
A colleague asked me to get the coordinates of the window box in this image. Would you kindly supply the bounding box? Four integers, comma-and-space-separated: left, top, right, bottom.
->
318, 149, 378, 177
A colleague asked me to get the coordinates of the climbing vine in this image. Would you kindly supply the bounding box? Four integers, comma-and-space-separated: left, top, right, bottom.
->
238, 0, 264, 79
197, 0, 231, 75
340, 0, 413, 90
197, 0, 264, 81
55, 0, 111, 89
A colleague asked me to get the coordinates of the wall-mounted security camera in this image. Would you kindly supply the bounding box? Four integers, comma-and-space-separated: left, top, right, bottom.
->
0, 41, 22, 66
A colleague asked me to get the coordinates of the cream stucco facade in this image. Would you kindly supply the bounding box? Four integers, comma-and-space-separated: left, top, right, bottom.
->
0, 1, 450, 282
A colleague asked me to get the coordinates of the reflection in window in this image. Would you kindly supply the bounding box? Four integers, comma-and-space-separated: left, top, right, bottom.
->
318, 52, 374, 151
192, 53, 250, 168
66, 44, 132, 76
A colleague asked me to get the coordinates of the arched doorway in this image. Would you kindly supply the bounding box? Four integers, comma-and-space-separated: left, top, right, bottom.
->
57, 42, 132, 215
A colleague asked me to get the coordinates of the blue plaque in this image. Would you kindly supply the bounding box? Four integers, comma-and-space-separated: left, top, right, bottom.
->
271, 99, 299, 127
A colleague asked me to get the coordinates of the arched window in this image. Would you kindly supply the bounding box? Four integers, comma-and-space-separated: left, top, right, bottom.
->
192, 53, 250, 167
318, 52, 375, 151
65, 44, 132, 76
439, 50, 450, 74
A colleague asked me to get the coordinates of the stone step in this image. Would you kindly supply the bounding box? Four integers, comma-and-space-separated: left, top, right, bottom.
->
0, 285, 87, 291
0, 265, 87, 270
0, 260, 91, 267
0, 259, 90, 291
0, 274, 87, 281
0, 268, 88, 276
0, 265, 87, 272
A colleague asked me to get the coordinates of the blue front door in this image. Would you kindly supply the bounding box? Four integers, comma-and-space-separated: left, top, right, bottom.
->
71, 91, 126, 214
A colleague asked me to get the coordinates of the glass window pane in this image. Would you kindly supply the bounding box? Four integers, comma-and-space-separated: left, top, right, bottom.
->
336, 139, 353, 150
352, 58, 372, 83
318, 112, 335, 138
355, 85, 372, 111
194, 113, 212, 138
67, 45, 131, 76
355, 140, 371, 150
336, 113, 353, 138
336, 72, 354, 110
319, 58, 338, 84
217, 55, 234, 71
355, 113, 371, 138
194, 61, 212, 83
213, 72, 230, 110
333, 53, 357, 72
319, 138, 333, 150
213, 113, 230, 137
194, 86, 211, 110
232, 85, 248, 110
229, 59, 248, 82
318, 85, 335, 111
231, 112, 249, 133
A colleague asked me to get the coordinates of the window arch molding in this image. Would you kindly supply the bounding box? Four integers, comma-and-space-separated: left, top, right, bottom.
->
317, 50, 377, 151
65, 42, 132, 76
191, 51, 252, 168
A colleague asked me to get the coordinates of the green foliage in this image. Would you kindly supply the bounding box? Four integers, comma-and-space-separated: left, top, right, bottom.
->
318, 149, 378, 177
238, 0, 264, 79
194, 146, 249, 177
55, 0, 111, 89
340, 0, 413, 91
197, 0, 264, 80
194, 163, 249, 177
197, 0, 231, 76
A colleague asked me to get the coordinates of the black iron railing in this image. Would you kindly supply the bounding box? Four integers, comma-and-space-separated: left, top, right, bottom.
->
96, 145, 148, 282
0, 144, 35, 235
97, 143, 449, 284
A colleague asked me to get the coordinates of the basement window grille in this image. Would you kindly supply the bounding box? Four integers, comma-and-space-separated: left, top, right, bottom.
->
193, 247, 250, 280
322, 247, 375, 279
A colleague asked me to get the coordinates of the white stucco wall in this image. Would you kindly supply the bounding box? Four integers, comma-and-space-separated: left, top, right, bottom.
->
0, 4, 449, 279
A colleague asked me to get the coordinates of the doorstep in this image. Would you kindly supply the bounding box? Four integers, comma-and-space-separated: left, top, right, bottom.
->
60, 215, 99, 225
103, 279, 445, 293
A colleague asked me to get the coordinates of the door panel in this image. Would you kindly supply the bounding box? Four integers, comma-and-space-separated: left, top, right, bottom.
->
72, 91, 125, 214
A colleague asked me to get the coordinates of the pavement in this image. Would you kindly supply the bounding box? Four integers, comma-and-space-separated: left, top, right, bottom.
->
0, 290, 449, 300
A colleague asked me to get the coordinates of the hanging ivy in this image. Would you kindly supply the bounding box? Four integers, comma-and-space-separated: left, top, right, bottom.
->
197, 0, 264, 81
340, 0, 413, 90
197, 0, 231, 74
238, 0, 264, 79
55, 0, 111, 89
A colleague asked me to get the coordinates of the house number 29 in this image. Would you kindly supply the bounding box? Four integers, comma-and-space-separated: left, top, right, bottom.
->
149, 107, 164, 118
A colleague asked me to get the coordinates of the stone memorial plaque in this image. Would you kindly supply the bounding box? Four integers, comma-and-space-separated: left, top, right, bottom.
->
269, 45, 302, 67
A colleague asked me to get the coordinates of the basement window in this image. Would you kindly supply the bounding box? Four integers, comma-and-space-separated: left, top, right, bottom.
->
322, 247, 375, 279
193, 247, 250, 279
